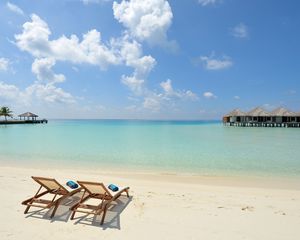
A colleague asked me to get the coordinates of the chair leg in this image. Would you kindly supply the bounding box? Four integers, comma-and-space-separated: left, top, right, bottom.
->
50, 203, 59, 218
125, 189, 129, 198
24, 205, 31, 214
70, 210, 76, 220
100, 208, 107, 225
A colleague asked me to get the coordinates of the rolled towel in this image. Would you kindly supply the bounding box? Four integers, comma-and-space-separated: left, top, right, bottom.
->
66, 180, 79, 189
108, 184, 119, 192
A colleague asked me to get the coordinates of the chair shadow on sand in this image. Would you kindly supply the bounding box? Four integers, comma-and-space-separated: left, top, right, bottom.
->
72, 195, 133, 230
24, 191, 132, 229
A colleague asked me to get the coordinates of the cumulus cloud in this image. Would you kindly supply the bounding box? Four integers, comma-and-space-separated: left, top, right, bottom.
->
15, 15, 120, 69
14, 11, 193, 113
197, 53, 233, 70
26, 83, 75, 104
121, 75, 145, 94
0, 56, 75, 105
198, 0, 221, 6
15, 15, 155, 95
141, 79, 198, 112
6, 2, 24, 15
0, 82, 24, 102
143, 95, 162, 111
0, 81, 75, 105
160, 79, 198, 100
113, 0, 175, 48
160, 79, 173, 95
203, 91, 217, 99
30, 58, 74, 104
32, 58, 65, 83
15, 14, 159, 109
0, 58, 10, 71
231, 23, 248, 38
113, 35, 156, 94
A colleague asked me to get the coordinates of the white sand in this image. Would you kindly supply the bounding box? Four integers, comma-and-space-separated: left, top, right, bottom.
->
0, 166, 300, 240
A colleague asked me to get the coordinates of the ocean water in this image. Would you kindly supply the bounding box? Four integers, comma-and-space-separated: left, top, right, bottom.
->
0, 120, 300, 177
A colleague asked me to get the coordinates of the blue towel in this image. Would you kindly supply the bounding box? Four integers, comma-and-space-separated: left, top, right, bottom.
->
108, 184, 119, 192
66, 180, 78, 189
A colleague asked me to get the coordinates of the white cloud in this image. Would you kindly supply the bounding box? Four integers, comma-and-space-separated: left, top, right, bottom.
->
160, 79, 198, 100
0, 82, 24, 101
113, 0, 174, 47
0, 58, 10, 71
143, 95, 162, 111
15, 14, 156, 96
119, 38, 156, 77
14, 13, 195, 114
114, 35, 156, 95
198, 0, 221, 6
198, 53, 233, 70
141, 79, 198, 112
15, 15, 120, 69
185, 90, 198, 100
26, 83, 75, 104
234, 95, 240, 100
32, 58, 65, 83
0, 81, 75, 105
121, 75, 145, 94
15, 14, 159, 109
160, 79, 173, 95
203, 91, 217, 99
231, 23, 248, 38
6, 2, 24, 15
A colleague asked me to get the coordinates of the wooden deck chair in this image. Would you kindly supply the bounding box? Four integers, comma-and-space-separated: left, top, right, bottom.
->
70, 181, 130, 225
22, 176, 82, 218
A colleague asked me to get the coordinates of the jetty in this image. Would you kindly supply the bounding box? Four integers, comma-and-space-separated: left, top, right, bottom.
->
223, 107, 300, 128
0, 112, 48, 125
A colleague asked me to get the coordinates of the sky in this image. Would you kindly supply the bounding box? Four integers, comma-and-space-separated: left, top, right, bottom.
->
0, 0, 299, 119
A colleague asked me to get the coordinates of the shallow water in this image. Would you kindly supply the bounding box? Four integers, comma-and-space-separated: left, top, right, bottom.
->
0, 120, 299, 177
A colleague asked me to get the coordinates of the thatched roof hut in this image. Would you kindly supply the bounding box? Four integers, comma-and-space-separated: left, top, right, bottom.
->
247, 107, 270, 117
270, 107, 295, 116
294, 111, 300, 117
224, 109, 246, 117
18, 112, 38, 120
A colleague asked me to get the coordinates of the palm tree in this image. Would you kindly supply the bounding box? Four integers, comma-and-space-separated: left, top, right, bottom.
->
0, 107, 13, 121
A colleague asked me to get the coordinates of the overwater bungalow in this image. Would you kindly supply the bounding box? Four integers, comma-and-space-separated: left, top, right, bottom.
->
223, 109, 246, 123
270, 107, 296, 124
223, 107, 300, 128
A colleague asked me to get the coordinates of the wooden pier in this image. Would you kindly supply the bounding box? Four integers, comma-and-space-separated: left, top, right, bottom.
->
223, 107, 300, 128
224, 122, 300, 128
0, 119, 48, 125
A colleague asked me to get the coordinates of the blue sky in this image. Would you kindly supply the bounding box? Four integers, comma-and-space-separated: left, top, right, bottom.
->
0, 0, 299, 119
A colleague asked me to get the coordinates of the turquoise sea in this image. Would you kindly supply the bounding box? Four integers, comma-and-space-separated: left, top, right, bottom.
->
0, 120, 300, 177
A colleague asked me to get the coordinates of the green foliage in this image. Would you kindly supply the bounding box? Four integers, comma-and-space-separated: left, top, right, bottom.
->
0, 107, 13, 121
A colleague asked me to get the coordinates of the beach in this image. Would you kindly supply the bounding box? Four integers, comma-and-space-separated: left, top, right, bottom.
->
1, 165, 300, 240
1, 121, 300, 239
2, 0, 300, 238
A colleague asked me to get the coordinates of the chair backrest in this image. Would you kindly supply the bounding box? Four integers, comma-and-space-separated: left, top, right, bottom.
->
77, 181, 112, 197
32, 176, 68, 193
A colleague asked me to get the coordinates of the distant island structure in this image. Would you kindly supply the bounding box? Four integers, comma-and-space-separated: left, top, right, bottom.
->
223, 107, 300, 128
18, 112, 39, 121
0, 110, 47, 125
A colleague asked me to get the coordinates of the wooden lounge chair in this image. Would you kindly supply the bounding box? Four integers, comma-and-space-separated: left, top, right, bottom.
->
70, 181, 130, 225
22, 176, 82, 218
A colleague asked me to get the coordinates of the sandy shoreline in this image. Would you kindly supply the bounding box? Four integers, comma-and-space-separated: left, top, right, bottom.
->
1, 165, 300, 239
